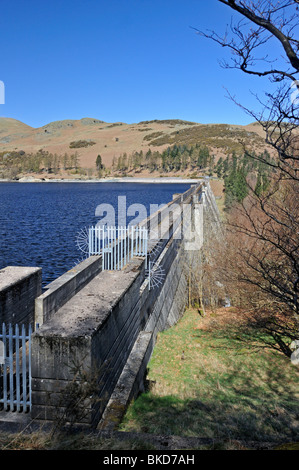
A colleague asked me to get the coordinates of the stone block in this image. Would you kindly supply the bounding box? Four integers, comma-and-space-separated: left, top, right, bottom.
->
0, 266, 42, 328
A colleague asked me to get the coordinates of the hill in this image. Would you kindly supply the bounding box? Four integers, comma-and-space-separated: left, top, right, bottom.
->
0, 117, 274, 180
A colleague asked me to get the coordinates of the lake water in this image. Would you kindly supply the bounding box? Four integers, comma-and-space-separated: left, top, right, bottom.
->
0, 182, 191, 287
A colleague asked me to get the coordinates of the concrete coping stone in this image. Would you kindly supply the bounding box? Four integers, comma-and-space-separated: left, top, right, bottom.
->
42, 255, 101, 292
34, 258, 145, 339
0, 266, 42, 292
139, 182, 202, 231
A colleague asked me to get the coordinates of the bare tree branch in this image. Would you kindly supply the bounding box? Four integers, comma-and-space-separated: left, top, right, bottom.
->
195, 1, 299, 357
218, 0, 299, 72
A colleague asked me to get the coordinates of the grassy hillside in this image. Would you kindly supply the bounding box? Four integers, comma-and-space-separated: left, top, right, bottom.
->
0, 117, 272, 179
144, 123, 265, 153
120, 307, 299, 449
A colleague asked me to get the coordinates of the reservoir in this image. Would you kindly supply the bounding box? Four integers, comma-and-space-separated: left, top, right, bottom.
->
0, 182, 191, 287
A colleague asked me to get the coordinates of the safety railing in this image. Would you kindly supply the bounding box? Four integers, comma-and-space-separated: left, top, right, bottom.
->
88, 225, 148, 270
0, 323, 32, 412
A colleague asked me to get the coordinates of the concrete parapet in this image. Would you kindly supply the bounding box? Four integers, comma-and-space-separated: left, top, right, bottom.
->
35, 255, 102, 326
31, 258, 146, 426
0, 266, 42, 328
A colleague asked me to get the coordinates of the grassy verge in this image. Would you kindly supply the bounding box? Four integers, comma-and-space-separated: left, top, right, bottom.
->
0, 429, 158, 451
120, 307, 299, 446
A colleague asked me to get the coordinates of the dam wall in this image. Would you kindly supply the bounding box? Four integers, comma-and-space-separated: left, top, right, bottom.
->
0, 180, 221, 428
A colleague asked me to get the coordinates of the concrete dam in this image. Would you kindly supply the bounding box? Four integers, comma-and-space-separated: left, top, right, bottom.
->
0, 180, 221, 428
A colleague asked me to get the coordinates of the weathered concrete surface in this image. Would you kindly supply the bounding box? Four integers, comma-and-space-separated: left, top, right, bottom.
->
98, 331, 153, 431
31, 258, 146, 425
0, 266, 42, 328
35, 255, 102, 326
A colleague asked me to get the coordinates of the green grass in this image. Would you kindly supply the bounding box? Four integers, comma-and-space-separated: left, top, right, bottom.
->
120, 308, 299, 444
215, 197, 225, 218
0, 431, 157, 451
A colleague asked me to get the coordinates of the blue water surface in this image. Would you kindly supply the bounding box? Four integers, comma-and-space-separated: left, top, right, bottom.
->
0, 182, 191, 286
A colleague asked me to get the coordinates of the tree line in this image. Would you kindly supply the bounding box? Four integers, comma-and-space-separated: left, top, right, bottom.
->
111, 145, 275, 210
112, 144, 215, 174
0, 149, 81, 178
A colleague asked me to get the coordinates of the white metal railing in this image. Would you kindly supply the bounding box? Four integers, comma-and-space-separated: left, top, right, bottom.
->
88, 225, 148, 271
0, 323, 32, 412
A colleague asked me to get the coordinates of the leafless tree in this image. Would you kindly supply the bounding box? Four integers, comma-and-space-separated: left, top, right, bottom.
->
220, 179, 299, 356
194, 1, 299, 357
194, 0, 299, 180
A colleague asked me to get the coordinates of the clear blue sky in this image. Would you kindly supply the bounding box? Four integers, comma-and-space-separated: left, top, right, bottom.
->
0, 0, 275, 128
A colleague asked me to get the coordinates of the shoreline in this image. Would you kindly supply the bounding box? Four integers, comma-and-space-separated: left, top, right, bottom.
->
0, 176, 204, 184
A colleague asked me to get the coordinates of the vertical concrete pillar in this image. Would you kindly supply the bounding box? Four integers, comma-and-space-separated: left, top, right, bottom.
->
194, 202, 204, 250
183, 200, 203, 252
